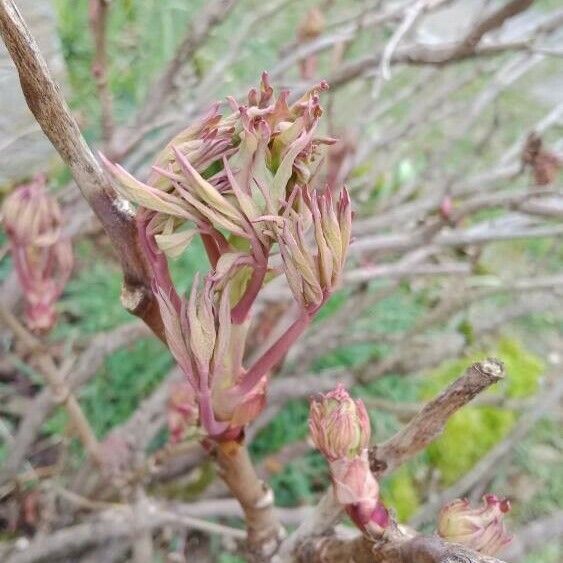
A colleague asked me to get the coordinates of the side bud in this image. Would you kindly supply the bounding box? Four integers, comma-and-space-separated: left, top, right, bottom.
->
438, 495, 512, 555
2, 177, 72, 332
309, 385, 388, 536
2, 175, 61, 246
309, 384, 370, 460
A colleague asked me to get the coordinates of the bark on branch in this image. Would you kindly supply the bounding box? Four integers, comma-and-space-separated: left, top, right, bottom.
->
214, 441, 285, 562
296, 533, 506, 563
371, 359, 506, 475
0, 0, 164, 341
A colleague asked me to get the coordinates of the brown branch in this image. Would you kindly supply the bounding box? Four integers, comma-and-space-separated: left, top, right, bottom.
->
133, 0, 238, 125
371, 359, 505, 475
88, 0, 115, 146
214, 441, 284, 562
407, 0, 534, 64
296, 532, 506, 563
457, 0, 533, 55
409, 376, 563, 527
0, 0, 164, 341
0, 501, 244, 563
321, 3, 563, 92
0, 305, 104, 472
0, 321, 149, 485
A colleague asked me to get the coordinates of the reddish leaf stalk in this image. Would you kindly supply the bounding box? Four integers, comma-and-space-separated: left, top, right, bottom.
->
233, 310, 311, 397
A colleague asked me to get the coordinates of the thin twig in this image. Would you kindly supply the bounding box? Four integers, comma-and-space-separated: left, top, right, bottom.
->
0, 304, 104, 471
88, 0, 115, 146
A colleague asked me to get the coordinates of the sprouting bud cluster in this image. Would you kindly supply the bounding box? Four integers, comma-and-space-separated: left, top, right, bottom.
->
1, 175, 73, 332
103, 74, 352, 441
438, 494, 512, 555
309, 385, 388, 536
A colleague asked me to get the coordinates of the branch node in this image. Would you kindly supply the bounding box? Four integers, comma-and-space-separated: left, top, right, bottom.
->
477, 358, 505, 381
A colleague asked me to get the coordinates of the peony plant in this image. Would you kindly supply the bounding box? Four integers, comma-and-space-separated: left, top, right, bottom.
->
103, 73, 352, 443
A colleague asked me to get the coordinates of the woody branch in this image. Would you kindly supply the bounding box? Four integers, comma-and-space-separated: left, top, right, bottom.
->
0, 0, 165, 341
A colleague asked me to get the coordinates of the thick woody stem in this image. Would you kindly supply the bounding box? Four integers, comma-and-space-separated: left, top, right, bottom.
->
295, 535, 375, 563
214, 441, 284, 561
0, 0, 165, 341
0, 305, 105, 471
296, 533, 506, 563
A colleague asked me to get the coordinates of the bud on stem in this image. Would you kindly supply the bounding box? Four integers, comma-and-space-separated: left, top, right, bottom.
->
438, 495, 512, 555
309, 385, 389, 536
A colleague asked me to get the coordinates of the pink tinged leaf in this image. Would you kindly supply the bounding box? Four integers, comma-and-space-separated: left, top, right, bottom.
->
267, 89, 291, 128
171, 147, 243, 224
223, 157, 261, 221
259, 71, 274, 106
248, 87, 259, 107
290, 80, 329, 116
187, 276, 216, 374
229, 376, 267, 427
437, 495, 512, 556
281, 225, 320, 291
330, 452, 379, 511
278, 240, 305, 308
338, 188, 352, 259
252, 177, 276, 216
234, 126, 259, 194
319, 191, 343, 267
154, 286, 196, 388
2, 178, 61, 247
271, 125, 317, 208
310, 192, 333, 288
309, 385, 371, 460
212, 286, 232, 374
100, 153, 191, 218
271, 117, 305, 167
174, 181, 249, 238
150, 165, 186, 185
155, 229, 197, 258
212, 252, 251, 282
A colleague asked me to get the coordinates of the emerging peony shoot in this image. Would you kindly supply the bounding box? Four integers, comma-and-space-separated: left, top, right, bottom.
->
309, 385, 388, 536
103, 74, 352, 443
1, 175, 73, 332
438, 494, 512, 555
309, 384, 370, 461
